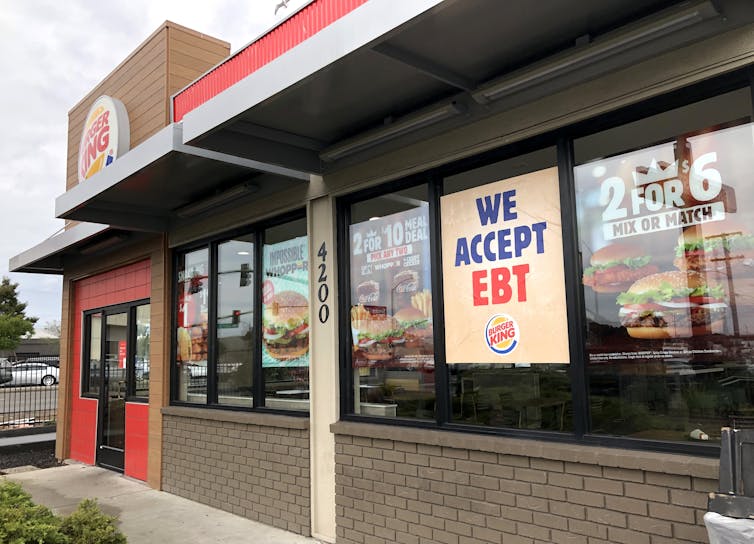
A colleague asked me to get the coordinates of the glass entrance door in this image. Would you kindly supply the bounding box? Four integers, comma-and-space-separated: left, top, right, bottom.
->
97, 311, 128, 470
84, 300, 150, 473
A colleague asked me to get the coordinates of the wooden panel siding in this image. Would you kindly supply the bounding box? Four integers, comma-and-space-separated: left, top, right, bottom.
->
169, 29, 228, 58
169, 45, 230, 69
166, 24, 230, 103
66, 30, 167, 191
169, 62, 217, 85
55, 278, 73, 462
168, 77, 197, 96
65, 22, 229, 193
146, 235, 170, 489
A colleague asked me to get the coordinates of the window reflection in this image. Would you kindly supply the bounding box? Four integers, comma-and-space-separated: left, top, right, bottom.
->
217, 238, 254, 407
172, 216, 309, 410
349, 185, 435, 419
442, 147, 567, 430
134, 304, 150, 398
176, 249, 209, 403
574, 88, 754, 442
262, 218, 310, 411
85, 313, 102, 396
450, 364, 572, 430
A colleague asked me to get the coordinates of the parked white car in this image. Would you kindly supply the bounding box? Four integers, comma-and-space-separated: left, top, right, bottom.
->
0, 358, 12, 385
135, 356, 150, 380
7, 362, 59, 386
183, 361, 242, 378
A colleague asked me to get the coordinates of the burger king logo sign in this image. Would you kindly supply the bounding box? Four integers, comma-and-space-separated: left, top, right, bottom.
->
485, 313, 519, 355
77, 95, 129, 183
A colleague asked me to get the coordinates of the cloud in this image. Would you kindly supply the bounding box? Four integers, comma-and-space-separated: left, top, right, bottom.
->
1, 0, 300, 326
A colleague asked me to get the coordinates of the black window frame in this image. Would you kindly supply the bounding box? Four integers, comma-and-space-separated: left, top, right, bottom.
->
81, 311, 100, 398
81, 299, 151, 403
337, 67, 754, 457
169, 209, 309, 414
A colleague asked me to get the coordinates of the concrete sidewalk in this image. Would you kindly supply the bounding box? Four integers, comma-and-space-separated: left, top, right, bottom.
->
3, 463, 321, 544
0, 431, 56, 447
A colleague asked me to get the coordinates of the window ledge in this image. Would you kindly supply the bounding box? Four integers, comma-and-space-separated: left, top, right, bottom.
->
163, 405, 309, 430
331, 421, 718, 479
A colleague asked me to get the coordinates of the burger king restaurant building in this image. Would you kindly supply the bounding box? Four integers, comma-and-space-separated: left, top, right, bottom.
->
11, 1, 754, 542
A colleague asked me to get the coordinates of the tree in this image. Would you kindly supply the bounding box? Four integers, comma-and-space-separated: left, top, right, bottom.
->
42, 320, 62, 338
0, 277, 37, 351
0, 278, 37, 322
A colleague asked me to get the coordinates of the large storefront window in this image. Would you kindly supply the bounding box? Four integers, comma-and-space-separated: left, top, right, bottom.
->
172, 214, 309, 410
134, 304, 150, 398
176, 248, 209, 403
263, 218, 309, 412
342, 76, 754, 451
82, 302, 151, 400
442, 148, 573, 430
344, 150, 572, 425
574, 88, 754, 442
83, 312, 102, 396
348, 185, 435, 419
217, 237, 255, 406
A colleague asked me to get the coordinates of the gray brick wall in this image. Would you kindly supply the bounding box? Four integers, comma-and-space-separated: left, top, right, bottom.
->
162, 407, 311, 536
332, 422, 717, 544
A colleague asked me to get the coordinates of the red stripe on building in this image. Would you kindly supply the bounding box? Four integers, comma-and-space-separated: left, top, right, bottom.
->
172, 0, 368, 122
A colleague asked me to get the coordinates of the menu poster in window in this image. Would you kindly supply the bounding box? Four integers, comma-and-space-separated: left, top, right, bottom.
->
262, 236, 309, 368
575, 122, 754, 364
350, 206, 433, 368
176, 259, 208, 363
441, 166, 569, 364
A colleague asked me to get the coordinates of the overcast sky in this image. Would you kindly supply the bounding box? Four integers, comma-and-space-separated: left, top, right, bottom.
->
0, 0, 309, 332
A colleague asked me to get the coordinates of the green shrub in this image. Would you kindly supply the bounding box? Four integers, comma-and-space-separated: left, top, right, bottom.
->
0, 481, 35, 508
0, 481, 127, 544
59, 500, 126, 544
0, 482, 67, 544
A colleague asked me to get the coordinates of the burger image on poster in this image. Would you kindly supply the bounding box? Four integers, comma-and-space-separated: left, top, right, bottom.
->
350, 300, 402, 362
674, 218, 754, 277
393, 306, 432, 350
582, 242, 659, 293
616, 270, 726, 339
674, 217, 754, 334
263, 291, 309, 361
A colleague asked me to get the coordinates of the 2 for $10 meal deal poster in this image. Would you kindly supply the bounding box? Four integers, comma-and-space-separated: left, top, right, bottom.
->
441, 167, 570, 364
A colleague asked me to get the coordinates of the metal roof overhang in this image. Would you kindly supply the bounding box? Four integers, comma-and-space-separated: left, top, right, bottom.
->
11, 222, 111, 274
20, 0, 753, 276
55, 123, 310, 230
179, 0, 752, 171
10, 221, 161, 274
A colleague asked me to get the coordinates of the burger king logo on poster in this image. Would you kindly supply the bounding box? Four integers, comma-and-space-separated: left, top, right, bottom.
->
485, 313, 519, 355
77, 96, 130, 183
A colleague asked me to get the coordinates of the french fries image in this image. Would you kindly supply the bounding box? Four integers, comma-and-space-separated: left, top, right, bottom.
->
411, 289, 432, 318
350, 304, 371, 323
177, 327, 191, 362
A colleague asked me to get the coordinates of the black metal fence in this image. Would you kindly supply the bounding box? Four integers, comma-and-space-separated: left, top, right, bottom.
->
0, 384, 57, 430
